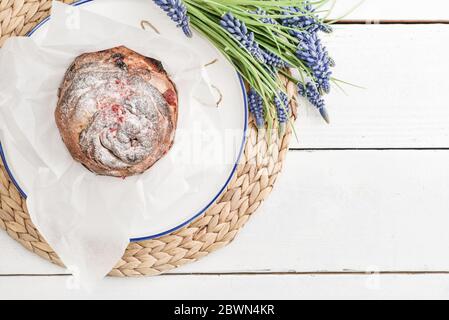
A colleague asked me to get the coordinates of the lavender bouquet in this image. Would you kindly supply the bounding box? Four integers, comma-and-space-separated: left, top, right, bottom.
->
154, 0, 336, 132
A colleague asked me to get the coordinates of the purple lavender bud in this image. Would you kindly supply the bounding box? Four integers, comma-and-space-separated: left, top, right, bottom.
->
249, 9, 289, 69
294, 31, 332, 94
153, 0, 192, 37
252, 7, 278, 25
221, 12, 265, 62
320, 24, 334, 34
281, 6, 316, 30
274, 91, 290, 124
262, 49, 289, 68
280, 2, 332, 34
298, 82, 329, 123
248, 89, 265, 128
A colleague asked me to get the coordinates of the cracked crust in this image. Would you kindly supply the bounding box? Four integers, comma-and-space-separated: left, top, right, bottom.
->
55, 46, 178, 177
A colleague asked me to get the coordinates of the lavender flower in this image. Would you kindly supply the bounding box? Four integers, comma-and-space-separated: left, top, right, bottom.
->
281, 5, 315, 30
262, 49, 289, 68
248, 89, 265, 128
274, 91, 290, 124
319, 24, 334, 34
252, 8, 278, 25
153, 0, 192, 37
281, 3, 332, 34
220, 12, 265, 62
249, 9, 288, 69
294, 31, 332, 94
298, 82, 329, 123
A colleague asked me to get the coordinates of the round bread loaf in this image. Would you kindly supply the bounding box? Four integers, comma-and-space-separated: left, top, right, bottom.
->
55, 46, 178, 177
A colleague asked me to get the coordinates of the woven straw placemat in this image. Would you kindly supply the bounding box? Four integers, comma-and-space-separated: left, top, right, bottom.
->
0, 0, 297, 277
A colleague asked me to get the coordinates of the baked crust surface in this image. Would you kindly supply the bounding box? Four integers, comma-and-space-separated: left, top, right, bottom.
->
55, 46, 178, 177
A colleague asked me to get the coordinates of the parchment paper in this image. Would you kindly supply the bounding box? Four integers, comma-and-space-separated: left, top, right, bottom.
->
0, 1, 218, 288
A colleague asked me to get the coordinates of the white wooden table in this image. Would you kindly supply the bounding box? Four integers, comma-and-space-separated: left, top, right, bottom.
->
2, 0, 449, 300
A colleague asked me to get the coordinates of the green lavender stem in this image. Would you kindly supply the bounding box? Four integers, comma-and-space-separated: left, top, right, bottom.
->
184, 0, 335, 126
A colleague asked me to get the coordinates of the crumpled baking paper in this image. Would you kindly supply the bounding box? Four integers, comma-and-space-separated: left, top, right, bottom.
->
0, 1, 219, 288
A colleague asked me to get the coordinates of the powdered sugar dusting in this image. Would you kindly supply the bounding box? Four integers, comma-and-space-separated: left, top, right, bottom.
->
58, 50, 175, 172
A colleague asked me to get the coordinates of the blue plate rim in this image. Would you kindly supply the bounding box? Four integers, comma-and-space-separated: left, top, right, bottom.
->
0, 0, 248, 242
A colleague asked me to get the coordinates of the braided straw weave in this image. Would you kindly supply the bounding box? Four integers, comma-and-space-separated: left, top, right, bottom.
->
0, 0, 297, 277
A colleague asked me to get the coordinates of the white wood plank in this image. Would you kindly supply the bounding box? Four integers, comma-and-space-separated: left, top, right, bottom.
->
184, 150, 449, 273
3, 150, 449, 275
1, 274, 449, 300
328, 0, 449, 21
292, 25, 449, 149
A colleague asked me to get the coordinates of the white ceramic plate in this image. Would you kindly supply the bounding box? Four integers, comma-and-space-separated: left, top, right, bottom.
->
0, 0, 247, 241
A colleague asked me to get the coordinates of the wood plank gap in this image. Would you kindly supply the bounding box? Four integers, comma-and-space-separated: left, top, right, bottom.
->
289, 148, 449, 151
3, 271, 449, 277
165, 271, 449, 276
335, 20, 449, 25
